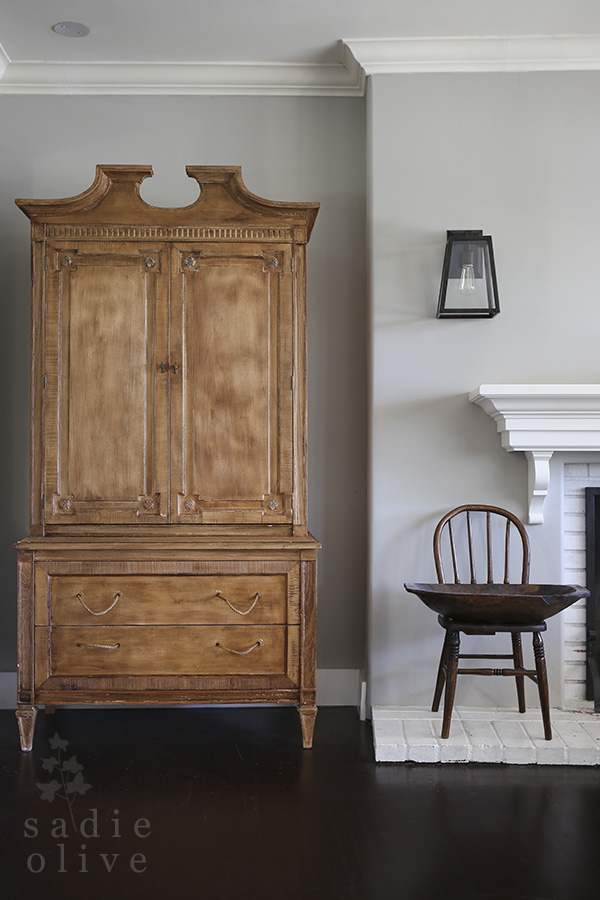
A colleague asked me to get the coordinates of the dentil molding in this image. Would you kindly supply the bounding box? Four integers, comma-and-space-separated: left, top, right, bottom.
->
469, 385, 600, 525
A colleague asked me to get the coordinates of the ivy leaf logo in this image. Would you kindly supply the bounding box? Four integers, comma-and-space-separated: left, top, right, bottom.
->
62, 756, 84, 775
65, 771, 92, 796
48, 733, 69, 752
35, 732, 92, 830
36, 780, 61, 802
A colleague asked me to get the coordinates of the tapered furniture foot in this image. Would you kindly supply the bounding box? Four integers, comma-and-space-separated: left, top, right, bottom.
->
533, 632, 552, 740
511, 632, 527, 713
441, 631, 460, 739
298, 705, 318, 748
16, 706, 38, 752
432, 630, 451, 712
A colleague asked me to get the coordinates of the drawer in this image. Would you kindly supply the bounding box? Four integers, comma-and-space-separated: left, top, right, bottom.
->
43, 625, 293, 677
42, 575, 289, 626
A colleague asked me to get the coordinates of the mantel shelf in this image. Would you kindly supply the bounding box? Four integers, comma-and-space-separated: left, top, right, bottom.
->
469, 384, 600, 524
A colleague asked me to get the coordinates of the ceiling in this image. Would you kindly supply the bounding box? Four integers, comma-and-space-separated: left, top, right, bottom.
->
1, 1, 599, 95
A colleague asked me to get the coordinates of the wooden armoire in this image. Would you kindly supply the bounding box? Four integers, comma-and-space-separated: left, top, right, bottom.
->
14, 165, 320, 751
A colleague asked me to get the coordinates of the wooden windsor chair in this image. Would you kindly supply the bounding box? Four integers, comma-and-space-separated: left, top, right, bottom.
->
431, 504, 552, 740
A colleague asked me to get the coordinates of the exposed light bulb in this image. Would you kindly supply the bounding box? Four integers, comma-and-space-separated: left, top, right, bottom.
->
458, 263, 476, 294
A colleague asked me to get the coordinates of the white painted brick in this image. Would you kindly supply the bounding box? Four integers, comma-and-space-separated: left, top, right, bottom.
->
564, 510, 586, 524
552, 707, 595, 719
564, 550, 587, 570
435, 720, 472, 763
455, 708, 537, 720
565, 662, 587, 681
520, 720, 569, 764
563, 575, 587, 591
404, 719, 441, 763
564, 682, 587, 701
492, 720, 537, 764
564, 532, 586, 551
564, 623, 587, 643
563, 617, 583, 635
552, 721, 600, 765
564, 464, 589, 479
564, 496, 586, 515
372, 718, 403, 741
587, 463, 600, 479
372, 719, 407, 762
564, 489, 586, 500
564, 642, 587, 663
373, 706, 432, 719
581, 717, 600, 747
564, 606, 587, 626
460, 718, 504, 763
372, 708, 600, 764
566, 597, 588, 610
372, 706, 409, 719
374, 742, 407, 763
374, 745, 406, 763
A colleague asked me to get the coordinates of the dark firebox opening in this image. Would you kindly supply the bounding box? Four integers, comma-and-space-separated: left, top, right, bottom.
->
585, 488, 600, 710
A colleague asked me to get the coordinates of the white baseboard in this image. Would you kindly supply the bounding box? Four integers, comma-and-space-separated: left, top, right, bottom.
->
0, 669, 363, 709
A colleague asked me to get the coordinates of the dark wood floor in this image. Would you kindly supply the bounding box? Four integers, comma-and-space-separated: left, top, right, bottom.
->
1, 705, 600, 900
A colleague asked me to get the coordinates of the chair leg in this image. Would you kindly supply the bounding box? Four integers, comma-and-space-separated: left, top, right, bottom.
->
432, 631, 451, 712
441, 630, 460, 739
511, 632, 527, 713
533, 632, 552, 740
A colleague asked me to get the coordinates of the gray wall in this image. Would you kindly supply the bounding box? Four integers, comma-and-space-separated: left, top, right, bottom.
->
0, 94, 367, 672
368, 72, 600, 707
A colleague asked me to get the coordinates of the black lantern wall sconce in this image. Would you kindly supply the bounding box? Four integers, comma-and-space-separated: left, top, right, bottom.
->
437, 230, 500, 318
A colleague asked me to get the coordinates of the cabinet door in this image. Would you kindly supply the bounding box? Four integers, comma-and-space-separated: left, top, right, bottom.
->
170, 243, 294, 524
43, 242, 169, 525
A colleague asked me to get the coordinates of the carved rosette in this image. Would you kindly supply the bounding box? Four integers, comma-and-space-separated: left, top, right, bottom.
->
177, 493, 200, 517
262, 494, 291, 518
52, 249, 79, 272
139, 250, 161, 272
136, 494, 161, 518
52, 494, 76, 516
181, 251, 203, 272
261, 250, 284, 273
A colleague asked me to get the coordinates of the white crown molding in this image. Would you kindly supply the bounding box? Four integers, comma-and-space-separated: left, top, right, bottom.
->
0, 35, 597, 96
343, 34, 600, 76
470, 384, 600, 525
0, 57, 364, 96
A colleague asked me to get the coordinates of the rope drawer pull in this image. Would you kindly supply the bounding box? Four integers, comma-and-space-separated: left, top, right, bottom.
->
76, 641, 121, 650
215, 639, 264, 656
215, 591, 260, 616
76, 591, 121, 616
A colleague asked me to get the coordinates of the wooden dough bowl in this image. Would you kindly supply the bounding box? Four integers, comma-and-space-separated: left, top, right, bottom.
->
404, 582, 589, 625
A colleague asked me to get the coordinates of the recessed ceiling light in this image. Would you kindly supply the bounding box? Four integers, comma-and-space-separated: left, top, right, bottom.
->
52, 22, 90, 38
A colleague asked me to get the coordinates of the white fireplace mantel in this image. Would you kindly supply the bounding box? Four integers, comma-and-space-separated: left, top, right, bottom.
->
469, 384, 600, 524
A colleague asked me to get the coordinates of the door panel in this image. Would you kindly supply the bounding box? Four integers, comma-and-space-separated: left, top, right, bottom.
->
44, 242, 169, 524
170, 243, 293, 524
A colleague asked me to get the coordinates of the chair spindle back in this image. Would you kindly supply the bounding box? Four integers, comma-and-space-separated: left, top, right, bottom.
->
434, 505, 530, 585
